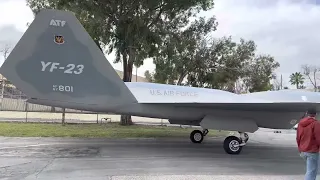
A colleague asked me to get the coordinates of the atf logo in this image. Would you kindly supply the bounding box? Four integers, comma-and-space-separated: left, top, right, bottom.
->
50, 19, 66, 27
54, 35, 65, 45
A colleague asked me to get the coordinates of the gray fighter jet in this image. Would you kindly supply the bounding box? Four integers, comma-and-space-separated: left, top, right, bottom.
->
1, 9, 319, 155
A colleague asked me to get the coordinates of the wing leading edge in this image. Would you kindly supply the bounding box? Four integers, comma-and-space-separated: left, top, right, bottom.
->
139, 102, 319, 112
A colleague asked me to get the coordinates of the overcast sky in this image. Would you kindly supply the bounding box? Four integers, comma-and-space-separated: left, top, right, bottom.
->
0, 0, 319, 88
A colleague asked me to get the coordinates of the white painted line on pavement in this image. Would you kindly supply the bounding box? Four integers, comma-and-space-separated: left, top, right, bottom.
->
0, 144, 51, 150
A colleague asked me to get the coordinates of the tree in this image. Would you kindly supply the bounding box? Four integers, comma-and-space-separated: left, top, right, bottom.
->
0, 44, 11, 99
153, 36, 255, 89
0, 46, 16, 97
242, 55, 279, 92
27, 0, 216, 125
301, 64, 319, 92
205, 42, 279, 93
271, 74, 282, 91
234, 79, 248, 94
185, 37, 278, 93
0, 44, 11, 60
153, 34, 280, 93
144, 70, 154, 82
204, 37, 257, 92
185, 37, 260, 92
186, 36, 242, 90
153, 17, 217, 85
289, 72, 305, 89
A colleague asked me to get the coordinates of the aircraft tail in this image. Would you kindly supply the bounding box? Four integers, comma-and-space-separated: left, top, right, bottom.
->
0, 9, 137, 112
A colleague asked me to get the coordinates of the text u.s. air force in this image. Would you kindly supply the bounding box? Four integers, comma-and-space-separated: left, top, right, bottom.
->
149, 89, 198, 97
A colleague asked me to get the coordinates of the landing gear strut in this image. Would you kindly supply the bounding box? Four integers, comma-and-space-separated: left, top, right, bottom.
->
223, 132, 249, 155
190, 129, 208, 143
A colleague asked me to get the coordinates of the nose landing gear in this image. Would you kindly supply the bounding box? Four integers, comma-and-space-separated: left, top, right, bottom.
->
189, 129, 249, 155
223, 132, 249, 154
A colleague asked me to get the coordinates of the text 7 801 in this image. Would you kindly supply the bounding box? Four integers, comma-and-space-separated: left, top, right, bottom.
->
53, 85, 74, 92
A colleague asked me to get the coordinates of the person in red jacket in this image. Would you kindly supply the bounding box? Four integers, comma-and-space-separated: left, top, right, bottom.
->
296, 108, 320, 180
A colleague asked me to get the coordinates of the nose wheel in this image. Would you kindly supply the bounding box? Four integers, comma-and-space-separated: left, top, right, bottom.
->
223, 132, 248, 155
223, 136, 242, 154
190, 129, 249, 155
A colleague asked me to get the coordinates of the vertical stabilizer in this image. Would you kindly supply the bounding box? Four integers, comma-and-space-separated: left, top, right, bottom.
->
0, 9, 137, 110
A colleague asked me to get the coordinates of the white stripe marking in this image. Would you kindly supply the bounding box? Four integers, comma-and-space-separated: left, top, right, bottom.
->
0, 144, 51, 150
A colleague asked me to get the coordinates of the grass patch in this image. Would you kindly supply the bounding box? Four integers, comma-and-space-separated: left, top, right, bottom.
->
0, 122, 228, 138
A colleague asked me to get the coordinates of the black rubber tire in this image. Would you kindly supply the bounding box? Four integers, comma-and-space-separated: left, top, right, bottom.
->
190, 130, 204, 143
223, 136, 243, 155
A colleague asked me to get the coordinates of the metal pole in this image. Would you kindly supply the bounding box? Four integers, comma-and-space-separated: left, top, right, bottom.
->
96, 113, 98, 124
136, 66, 138, 82
62, 108, 65, 126
25, 102, 28, 122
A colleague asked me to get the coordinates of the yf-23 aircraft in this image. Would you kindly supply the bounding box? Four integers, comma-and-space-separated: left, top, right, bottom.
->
1, 9, 320, 155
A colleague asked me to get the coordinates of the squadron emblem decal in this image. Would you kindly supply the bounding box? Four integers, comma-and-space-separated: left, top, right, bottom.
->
54, 35, 65, 44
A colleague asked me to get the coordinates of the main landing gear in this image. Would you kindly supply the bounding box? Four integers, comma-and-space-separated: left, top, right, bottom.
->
189, 129, 249, 155
190, 129, 209, 143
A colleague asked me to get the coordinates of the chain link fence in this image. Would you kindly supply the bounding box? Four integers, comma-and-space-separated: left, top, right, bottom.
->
0, 97, 168, 125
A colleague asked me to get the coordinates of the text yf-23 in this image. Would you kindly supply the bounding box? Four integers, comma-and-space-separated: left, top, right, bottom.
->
41, 61, 84, 75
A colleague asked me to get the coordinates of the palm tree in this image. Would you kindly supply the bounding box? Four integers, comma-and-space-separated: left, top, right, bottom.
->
289, 72, 305, 89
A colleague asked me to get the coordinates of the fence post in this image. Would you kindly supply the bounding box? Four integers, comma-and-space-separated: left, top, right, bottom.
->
0, 96, 2, 111
0, 78, 4, 111
62, 108, 65, 126
25, 102, 28, 122
96, 113, 98, 124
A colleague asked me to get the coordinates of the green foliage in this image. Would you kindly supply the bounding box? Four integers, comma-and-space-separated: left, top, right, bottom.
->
153, 16, 218, 85
289, 72, 305, 89
187, 37, 258, 91
27, 0, 215, 82
244, 55, 280, 92
26, 0, 216, 125
27, 0, 280, 94
26, 0, 281, 126
144, 70, 154, 82
153, 33, 280, 93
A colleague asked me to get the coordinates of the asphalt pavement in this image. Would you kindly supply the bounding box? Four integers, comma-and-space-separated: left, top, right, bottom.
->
0, 129, 306, 180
